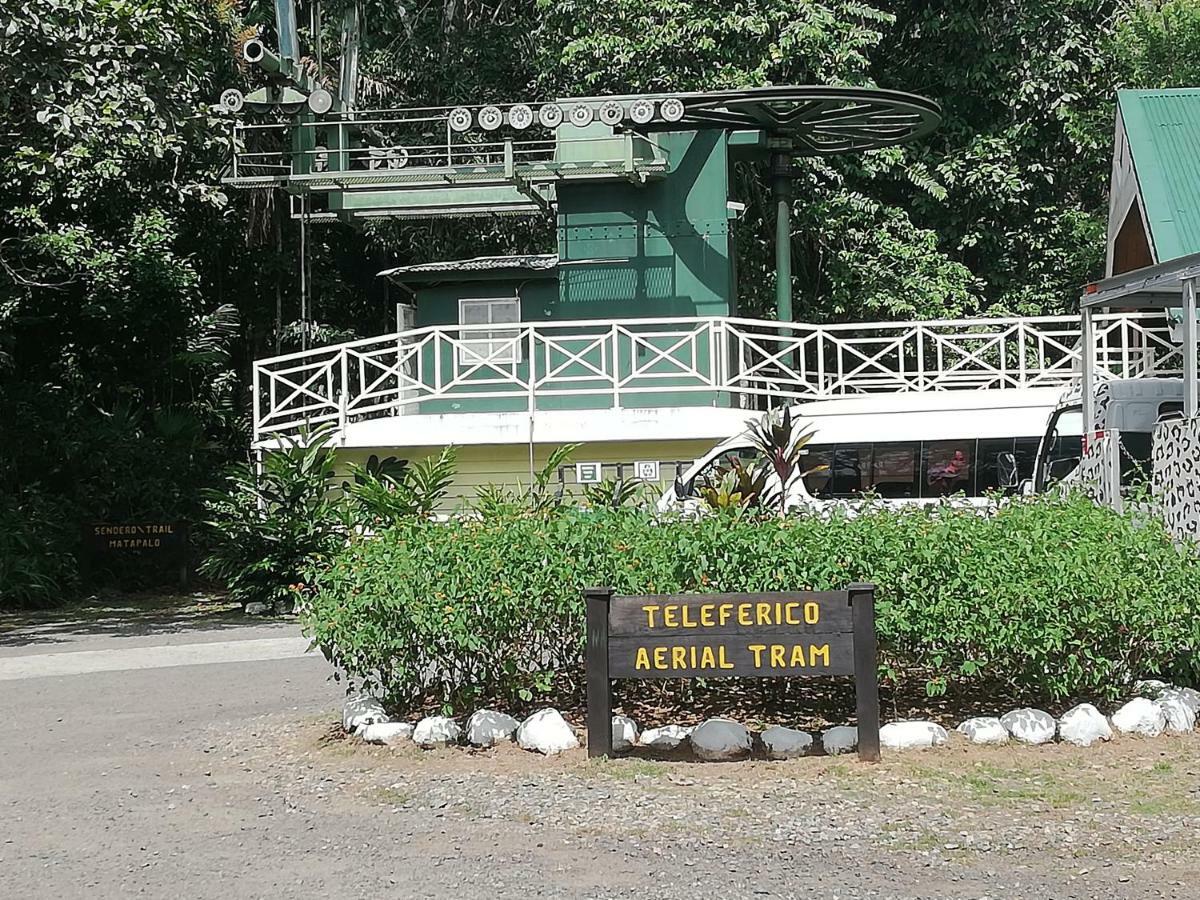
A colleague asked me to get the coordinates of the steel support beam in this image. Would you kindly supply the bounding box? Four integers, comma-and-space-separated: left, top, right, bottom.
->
1183, 275, 1198, 419
1082, 306, 1097, 440
771, 152, 793, 323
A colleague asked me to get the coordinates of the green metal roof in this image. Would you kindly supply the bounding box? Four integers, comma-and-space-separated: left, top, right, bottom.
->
1119, 88, 1200, 261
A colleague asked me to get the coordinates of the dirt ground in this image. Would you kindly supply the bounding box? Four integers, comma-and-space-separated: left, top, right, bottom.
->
2, 595, 1198, 899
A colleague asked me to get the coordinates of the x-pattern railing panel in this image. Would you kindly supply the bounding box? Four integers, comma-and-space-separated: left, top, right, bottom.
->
252, 312, 1179, 442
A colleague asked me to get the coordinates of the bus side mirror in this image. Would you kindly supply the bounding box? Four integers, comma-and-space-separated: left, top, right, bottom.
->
997, 451, 1018, 489
673, 477, 688, 500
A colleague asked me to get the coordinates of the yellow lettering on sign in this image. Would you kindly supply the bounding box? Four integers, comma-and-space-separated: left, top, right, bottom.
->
671, 646, 687, 669
653, 647, 668, 670
642, 605, 659, 628
719, 645, 734, 669
700, 604, 714, 627
635, 647, 650, 670
770, 644, 786, 668
810, 643, 830, 667
748, 644, 766, 667
737, 603, 752, 626
680, 604, 696, 628
804, 601, 820, 624
662, 605, 678, 628
784, 602, 800, 625
718, 603, 733, 626
700, 645, 716, 669
789, 644, 807, 667
756, 602, 772, 626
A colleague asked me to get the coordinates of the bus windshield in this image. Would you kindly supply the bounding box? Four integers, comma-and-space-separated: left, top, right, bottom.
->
1036, 405, 1083, 490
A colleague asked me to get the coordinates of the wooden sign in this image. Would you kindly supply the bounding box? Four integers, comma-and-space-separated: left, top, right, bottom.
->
585, 584, 880, 762
81, 522, 190, 586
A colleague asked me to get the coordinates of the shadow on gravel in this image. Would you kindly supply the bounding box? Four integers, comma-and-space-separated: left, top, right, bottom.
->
0, 592, 273, 647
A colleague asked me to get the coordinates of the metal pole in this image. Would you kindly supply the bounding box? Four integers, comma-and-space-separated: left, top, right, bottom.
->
1183, 276, 1198, 420
771, 151, 793, 324
299, 193, 308, 352
1081, 306, 1096, 442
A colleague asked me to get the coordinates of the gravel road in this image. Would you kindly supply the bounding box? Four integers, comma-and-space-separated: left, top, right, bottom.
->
2, 597, 1197, 899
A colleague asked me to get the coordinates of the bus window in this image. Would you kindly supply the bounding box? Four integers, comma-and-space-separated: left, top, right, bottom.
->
830, 447, 870, 496
870, 443, 918, 498
923, 441, 973, 496
975, 438, 1016, 494
801, 447, 834, 497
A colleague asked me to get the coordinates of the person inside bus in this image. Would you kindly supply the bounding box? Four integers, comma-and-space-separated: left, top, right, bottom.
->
927, 448, 970, 494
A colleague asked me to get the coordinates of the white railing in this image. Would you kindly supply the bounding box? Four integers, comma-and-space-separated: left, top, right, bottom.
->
252, 312, 1181, 442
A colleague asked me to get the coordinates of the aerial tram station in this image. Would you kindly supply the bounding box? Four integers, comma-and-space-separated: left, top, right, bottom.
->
224, 3, 1190, 513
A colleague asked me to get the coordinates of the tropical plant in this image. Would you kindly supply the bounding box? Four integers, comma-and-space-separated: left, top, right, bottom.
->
582, 477, 644, 510
743, 406, 827, 515
346, 447, 457, 524
199, 427, 347, 611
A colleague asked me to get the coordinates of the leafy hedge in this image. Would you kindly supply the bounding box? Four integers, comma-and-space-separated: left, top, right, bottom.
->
303, 495, 1200, 711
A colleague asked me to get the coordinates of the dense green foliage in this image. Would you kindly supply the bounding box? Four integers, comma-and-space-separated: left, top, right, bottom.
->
4, 0, 1200, 607
199, 434, 459, 610
304, 496, 1200, 712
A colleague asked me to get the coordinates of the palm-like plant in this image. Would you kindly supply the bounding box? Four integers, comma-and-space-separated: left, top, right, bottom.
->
742, 406, 826, 515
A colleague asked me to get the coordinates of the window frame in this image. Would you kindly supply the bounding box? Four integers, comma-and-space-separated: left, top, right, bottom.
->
457, 297, 522, 366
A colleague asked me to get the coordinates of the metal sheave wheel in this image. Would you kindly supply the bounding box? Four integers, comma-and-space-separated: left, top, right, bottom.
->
659, 97, 685, 122
219, 88, 245, 114
598, 100, 624, 126
478, 105, 503, 130
538, 104, 564, 129
568, 103, 594, 127
448, 106, 473, 132
307, 88, 334, 115
628, 97, 655, 125
508, 104, 533, 130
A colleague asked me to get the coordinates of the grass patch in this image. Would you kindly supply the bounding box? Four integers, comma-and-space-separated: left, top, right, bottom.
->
587, 758, 668, 780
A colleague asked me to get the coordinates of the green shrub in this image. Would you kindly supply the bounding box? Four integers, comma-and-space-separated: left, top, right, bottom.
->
200, 435, 348, 610
303, 495, 1200, 712
0, 489, 79, 610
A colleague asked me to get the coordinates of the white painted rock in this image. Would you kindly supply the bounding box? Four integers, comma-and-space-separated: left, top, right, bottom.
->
517, 708, 580, 755
760, 726, 813, 760
244, 601, 271, 616
638, 724, 692, 750
1133, 678, 1171, 698
689, 718, 752, 761
1057, 703, 1112, 747
1156, 695, 1196, 733
1159, 687, 1200, 718
342, 696, 389, 733
956, 717, 1009, 745
821, 725, 858, 756
879, 721, 948, 751
465, 710, 519, 747
413, 715, 461, 747
360, 722, 414, 745
999, 708, 1056, 745
611, 715, 639, 752
1111, 698, 1166, 737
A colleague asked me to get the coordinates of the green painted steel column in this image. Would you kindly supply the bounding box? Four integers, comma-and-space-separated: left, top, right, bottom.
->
771, 151, 793, 323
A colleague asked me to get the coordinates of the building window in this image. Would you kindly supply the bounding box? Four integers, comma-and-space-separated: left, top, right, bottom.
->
458, 297, 521, 366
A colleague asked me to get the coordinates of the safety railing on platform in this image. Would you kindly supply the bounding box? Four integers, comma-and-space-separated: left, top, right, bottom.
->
252, 312, 1181, 443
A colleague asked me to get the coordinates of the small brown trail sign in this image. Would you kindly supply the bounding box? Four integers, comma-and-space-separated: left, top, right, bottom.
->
585, 585, 880, 762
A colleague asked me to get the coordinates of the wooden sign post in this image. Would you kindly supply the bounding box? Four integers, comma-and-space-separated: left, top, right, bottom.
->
586, 584, 880, 762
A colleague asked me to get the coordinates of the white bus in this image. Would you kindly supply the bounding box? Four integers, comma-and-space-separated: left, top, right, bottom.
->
659, 388, 1064, 513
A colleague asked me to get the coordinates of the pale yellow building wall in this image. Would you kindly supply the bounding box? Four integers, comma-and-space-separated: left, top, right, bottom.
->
335, 439, 715, 513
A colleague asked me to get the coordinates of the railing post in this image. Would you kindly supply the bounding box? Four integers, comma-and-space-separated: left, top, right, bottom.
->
252, 362, 262, 444
339, 349, 349, 441
611, 323, 620, 410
